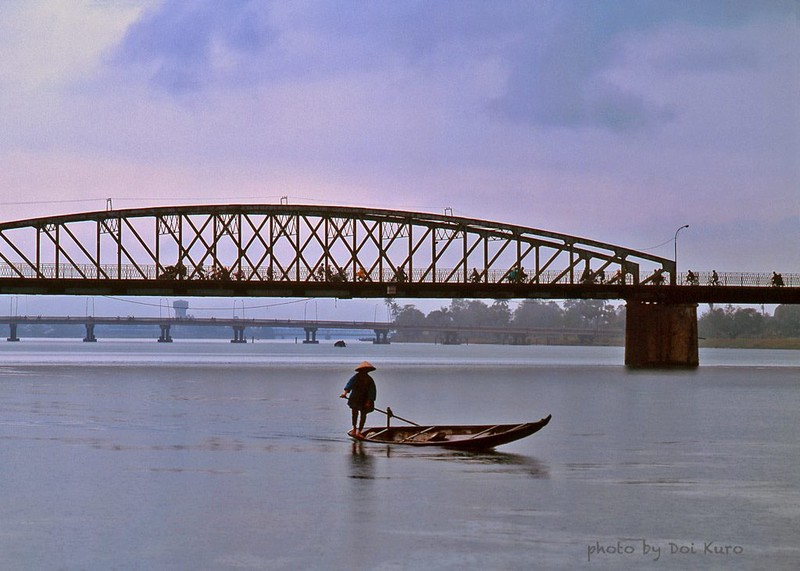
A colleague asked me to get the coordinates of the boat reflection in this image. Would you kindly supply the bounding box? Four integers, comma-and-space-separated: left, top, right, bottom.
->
349, 441, 548, 479
426, 449, 550, 478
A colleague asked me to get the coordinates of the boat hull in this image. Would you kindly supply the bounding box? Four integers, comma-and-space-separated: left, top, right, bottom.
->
349, 414, 551, 450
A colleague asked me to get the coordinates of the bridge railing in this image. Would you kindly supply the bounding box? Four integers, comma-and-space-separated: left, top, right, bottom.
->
0, 262, 795, 288
677, 271, 796, 287
0, 263, 634, 284
0, 263, 160, 280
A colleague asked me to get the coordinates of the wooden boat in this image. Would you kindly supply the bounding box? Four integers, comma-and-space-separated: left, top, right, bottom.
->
348, 414, 551, 450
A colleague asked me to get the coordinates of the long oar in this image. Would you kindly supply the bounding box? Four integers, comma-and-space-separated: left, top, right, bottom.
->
373, 406, 420, 427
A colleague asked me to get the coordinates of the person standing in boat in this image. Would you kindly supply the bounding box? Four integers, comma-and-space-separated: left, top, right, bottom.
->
340, 361, 377, 437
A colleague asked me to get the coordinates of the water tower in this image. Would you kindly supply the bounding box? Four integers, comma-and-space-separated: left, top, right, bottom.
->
173, 300, 189, 319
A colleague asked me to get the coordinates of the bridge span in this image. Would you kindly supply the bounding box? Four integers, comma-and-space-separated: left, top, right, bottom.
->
0, 315, 389, 344
1, 204, 797, 366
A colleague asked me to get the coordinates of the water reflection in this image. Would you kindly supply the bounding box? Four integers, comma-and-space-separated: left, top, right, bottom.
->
348, 441, 375, 480
352, 441, 549, 479
429, 449, 550, 478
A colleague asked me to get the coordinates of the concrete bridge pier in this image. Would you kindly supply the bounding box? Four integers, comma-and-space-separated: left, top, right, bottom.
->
373, 329, 390, 344
439, 331, 461, 345
83, 322, 97, 342
7, 322, 19, 342
506, 332, 528, 345
303, 327, 319, 344
625, 301, 698, 368
231, 326, 247, 343
158, 323, 173, 343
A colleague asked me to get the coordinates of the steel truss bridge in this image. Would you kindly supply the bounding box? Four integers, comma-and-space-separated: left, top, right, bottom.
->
1, 204, 795, 305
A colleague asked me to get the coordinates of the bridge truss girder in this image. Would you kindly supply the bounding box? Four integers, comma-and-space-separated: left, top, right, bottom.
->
0, 204, 673, 296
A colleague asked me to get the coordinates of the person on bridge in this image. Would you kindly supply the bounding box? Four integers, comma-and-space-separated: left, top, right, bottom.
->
340, 361, 377, 437
508, 265, 527, 283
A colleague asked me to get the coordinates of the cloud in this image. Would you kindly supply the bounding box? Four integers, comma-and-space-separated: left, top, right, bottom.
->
112, 0, 275, 93
1, 1, 796, 274
109, 0, 522, 95
0, 2, 142, 91
491, 0, 795, 131
107, 0, 795, 135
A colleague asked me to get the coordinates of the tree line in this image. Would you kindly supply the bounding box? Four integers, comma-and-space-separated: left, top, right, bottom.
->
698, 304, 800, 339
386, 299, 626, 343
386, 299, 800, 343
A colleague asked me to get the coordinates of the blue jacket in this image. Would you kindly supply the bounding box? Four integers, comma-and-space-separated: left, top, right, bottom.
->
344, 372, 376, 409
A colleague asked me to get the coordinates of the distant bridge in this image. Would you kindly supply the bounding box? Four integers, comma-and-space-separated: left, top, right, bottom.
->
0, 315, 389, 344
0, 314, 620, 345
0, 204, 797, 366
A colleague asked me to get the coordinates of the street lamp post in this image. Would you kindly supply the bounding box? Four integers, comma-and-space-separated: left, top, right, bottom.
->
673, 224, 689, 285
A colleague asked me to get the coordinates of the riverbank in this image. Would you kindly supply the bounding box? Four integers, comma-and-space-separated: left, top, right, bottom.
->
5, 332, 800, 350
421, 336, 800, 350
699, 337, 800, 350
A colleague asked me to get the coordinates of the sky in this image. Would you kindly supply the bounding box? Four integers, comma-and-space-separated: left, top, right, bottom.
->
0, 1, 798, 319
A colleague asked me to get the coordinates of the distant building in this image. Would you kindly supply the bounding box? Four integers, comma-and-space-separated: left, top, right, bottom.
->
173, 300, 189, 319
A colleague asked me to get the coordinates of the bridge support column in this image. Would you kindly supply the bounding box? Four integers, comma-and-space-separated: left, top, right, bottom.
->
625, 301, 698, 368
83, 322, 97, 342
231, 326, 247, 343
440, 331, 461, 345
158, 324, 173, 343
511, 332, 528, 345
303, 327, 319, 344
7, 323, 19, 342
373, 329, 390, 344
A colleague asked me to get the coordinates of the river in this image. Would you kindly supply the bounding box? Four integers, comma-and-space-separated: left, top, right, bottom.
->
1, 340, 798, 570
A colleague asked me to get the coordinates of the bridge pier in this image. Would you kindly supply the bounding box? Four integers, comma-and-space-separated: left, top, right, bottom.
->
439, 331, 461, 345
373, 329, 390, 344
7, 323, 19, 342
83, 322, 97, 342
231, 326, 247, 343
303, 327, 319, 344
625, 301, 698, 368
158, 323, 173, 343
505, 332, 528, 345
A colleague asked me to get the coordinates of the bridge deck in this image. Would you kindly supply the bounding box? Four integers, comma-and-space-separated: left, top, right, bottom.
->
1, 278, 797, 304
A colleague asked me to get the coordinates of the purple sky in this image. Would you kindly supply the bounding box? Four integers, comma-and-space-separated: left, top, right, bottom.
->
1, 0, 797, 283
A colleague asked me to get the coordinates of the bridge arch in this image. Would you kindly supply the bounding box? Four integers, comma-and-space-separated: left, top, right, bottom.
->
0, 204, 672, 296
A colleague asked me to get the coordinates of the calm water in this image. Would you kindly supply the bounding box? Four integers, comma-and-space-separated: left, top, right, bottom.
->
1, 340, 798, 570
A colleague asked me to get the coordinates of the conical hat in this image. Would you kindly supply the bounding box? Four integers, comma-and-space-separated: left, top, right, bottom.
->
355, 361, 376, 372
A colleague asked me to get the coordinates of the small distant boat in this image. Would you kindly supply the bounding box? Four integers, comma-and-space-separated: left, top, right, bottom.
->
348, 414, 551, 450
334, 340, 347, 347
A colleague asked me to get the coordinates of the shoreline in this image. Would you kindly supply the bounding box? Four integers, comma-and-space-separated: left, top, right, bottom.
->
699, 338, 800, 350
3, 335, 800, 351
